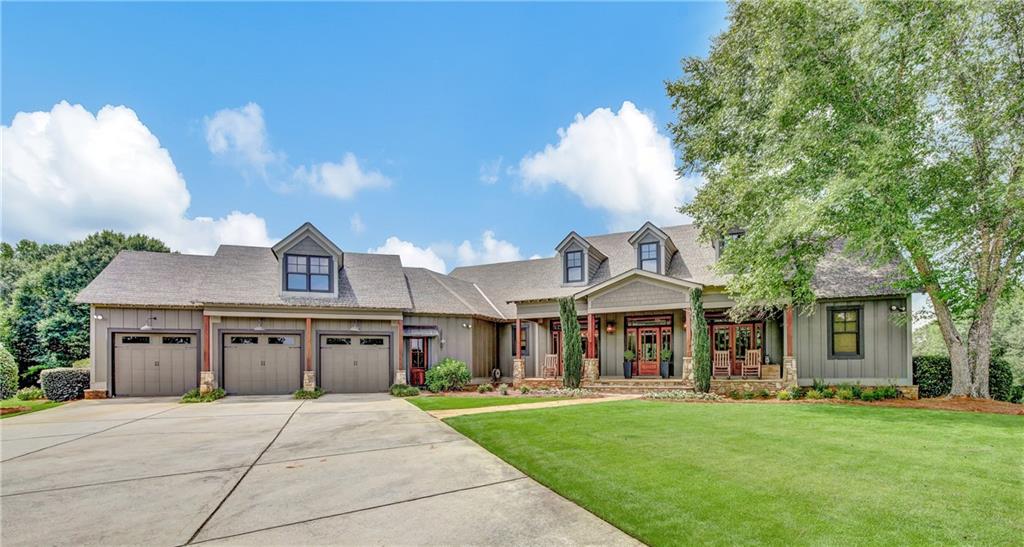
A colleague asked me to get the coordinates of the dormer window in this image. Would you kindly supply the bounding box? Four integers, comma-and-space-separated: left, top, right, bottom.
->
639, 242, 659, 273
565, 250, 583, 283
286, 254, 332, 292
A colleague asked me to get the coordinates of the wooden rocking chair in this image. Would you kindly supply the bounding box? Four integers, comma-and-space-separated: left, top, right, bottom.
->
743, 349, 763, 378
542, 354, 559, 378
713, 350, 731, 377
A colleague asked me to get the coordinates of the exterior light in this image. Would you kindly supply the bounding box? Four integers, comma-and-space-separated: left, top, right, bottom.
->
889, 305, 907, 312
254, 318, 265, 332
92, 313, 104, 321
140, 316, 157, 331
606, 321, 616, 334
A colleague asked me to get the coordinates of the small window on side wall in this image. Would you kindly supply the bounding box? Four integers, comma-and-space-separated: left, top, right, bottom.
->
565, 250, 583, 283
829, 307, 862, 359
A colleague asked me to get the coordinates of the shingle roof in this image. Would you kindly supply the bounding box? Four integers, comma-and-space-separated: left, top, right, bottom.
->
76, 246, 413, 310
450, 223, 905, 314
402, 268, 504, 320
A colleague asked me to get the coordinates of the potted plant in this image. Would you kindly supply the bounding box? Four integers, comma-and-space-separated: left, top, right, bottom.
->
623, 350, 635, 379
660, 349, 672, 379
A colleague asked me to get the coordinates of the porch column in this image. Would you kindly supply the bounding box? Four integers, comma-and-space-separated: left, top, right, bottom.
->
394, 319, 407, 385
199, 315, 215, 394
586, 313, 595, 359
513, 318, 525, 386
303, 317, 316, 391
783, 306, 797, 386
683, 307, 694, 383
582, 312, 599, 382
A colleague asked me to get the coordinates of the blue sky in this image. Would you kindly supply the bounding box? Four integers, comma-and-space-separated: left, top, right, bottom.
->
2, 2, 728, 271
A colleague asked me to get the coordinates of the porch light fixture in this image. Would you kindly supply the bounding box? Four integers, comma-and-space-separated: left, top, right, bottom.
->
889, 305, 906, 313
92, 313, 104, 321
140, 316, 157, 331
461, 322, 471, 329
606, 321, 616, 334
254, 318, 265, 332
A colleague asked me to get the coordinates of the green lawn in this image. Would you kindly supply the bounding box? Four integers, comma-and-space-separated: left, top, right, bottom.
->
405, 395, 570, 411
1, 397, 62, 419
446, 400, 1023, 546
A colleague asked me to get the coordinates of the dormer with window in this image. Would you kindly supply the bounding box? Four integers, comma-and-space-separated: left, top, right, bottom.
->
272, 223, 345, 297
628, 222, 677, 275
555, 231, 606, 285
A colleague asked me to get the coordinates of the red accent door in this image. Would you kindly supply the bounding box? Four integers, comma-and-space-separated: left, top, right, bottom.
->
551, 330, 563, 376
638, 328, 660, 376
408, 338, 427, 385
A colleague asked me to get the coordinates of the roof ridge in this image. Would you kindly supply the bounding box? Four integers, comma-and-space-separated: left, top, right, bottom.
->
426, 270, 477, 315
472, 283, 506, 320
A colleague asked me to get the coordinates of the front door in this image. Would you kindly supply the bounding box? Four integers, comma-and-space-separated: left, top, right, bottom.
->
408, 337, 427, 386
638, 327, 660, 376
733, 325, 753, 376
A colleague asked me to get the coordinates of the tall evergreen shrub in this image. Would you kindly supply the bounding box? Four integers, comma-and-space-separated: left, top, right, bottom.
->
691, 288, 711, 393
559, 297, 583, 388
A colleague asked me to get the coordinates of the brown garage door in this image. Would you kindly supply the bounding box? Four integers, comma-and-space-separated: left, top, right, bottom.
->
114, 333, 198, 396
320, 335, 390, 393
223, 334, 302, 395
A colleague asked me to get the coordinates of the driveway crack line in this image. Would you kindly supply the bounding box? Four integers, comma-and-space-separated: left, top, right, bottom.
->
183, 400, 306, 545
253, 438, 464, 466
0, 405, 180, 463
188, 476, 528, 545
0, 465, 250, 498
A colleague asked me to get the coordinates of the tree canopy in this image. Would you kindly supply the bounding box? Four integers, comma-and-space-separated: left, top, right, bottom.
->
668, 0, 1023, 397
0, 231, 168, 384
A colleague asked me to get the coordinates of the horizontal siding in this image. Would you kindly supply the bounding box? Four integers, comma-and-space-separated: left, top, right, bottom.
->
795, 298, 911, 384
589, 279, 688, 311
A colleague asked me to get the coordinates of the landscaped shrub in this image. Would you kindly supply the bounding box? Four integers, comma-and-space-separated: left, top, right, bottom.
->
859, 389, 880, 402
913, 355, 1014, 400
181, 388, 225, 403
822, 388, 837, 399
520, 386, 530, 394
424, 358, 471, 392
293, 388, 324, 399
777, 390, 792, 400
16, 386, 45, 400
1010, 384, 1024, 404
805, 389, 823, 400
531, 387, 596, 398
691, 288, 711, 393
643, 390, 723, 401
756, 389, 771, 399
72, 358, 90, 369
558, 297, 582, 389
788, 386, 803, 399
727, 389, 741, 400
499, 383, 509, 395
741, 391, 755, 400
836, 388, 855, 401
39, 367, 89, 401
390, 384, 420, 397
874, 385, 900, 400
0, 346, 17, 400
477, 383, 494, 393
812, 378, 828, 393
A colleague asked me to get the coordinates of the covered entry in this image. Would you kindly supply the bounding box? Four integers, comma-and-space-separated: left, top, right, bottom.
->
113, 333, 198, 396
319, 334, 391, 393
222, 334, 302, 394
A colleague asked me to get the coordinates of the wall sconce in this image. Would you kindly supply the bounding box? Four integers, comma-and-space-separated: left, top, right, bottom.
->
461, 322, 472, 329
889, 305, 907, 313
140, 315, 157, 331
351, 320, 360, 332
92, 313, 104, 321
254, 318, 265, 332
606, 321, 616, 334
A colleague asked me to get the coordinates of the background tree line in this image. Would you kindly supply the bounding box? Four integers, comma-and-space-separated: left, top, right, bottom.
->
0, 232, 167, 386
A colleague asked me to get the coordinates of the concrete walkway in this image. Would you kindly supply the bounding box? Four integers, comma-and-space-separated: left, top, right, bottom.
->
425, 394, 640, 419
1, 394, 639, 546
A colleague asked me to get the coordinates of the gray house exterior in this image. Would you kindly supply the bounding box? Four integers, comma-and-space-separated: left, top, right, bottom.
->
76, 221, 914, 397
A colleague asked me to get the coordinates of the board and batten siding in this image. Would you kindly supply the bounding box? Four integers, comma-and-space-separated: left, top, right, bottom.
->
404, 315, 496, 376
90, 306, 204, 389
794, 297, 912, 385
597, 310, 687, 378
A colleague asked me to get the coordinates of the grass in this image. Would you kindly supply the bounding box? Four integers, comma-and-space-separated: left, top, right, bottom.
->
446, 400, 1023, 546
1, 397, 62, 419
406, 395, 571, 411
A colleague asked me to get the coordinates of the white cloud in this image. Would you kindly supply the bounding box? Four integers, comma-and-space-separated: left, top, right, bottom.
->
455, 230, 523, 266
2, 101, 274, 254
519, 101, 702, 229
204, 102, 281, 174
350, 213, 366, 234
529, 254, 543, 260
296, 153, 392, 200
368, 237, 447, 273
479, 156, 503, 184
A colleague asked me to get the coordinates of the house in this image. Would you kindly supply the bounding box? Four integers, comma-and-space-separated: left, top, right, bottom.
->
75, 221, 915, 397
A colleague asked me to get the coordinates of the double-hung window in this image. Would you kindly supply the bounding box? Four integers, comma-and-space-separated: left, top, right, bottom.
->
829, 307, 862, 358
565, 250, 583, 283
286, 255, 332, 292
639, 242, 659, 273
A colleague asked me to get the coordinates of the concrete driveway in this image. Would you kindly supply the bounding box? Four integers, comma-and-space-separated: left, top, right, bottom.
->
1, 394, 636, 546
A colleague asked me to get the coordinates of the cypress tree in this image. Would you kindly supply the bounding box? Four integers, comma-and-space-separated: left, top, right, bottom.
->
691, 288, 711, 393
559, 297, 582, 389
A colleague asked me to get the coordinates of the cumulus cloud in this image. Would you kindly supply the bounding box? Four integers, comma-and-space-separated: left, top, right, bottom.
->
455, 230, 523, 266
296, 153, 392, 200
350, 213, 366, 234
519, 101, 702, 229
2, 101, 274, 254
204, 102, 281, 175
368, 237, 447, 273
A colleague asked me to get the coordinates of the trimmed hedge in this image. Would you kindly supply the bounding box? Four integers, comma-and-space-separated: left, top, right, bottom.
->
40, 367, 90, 402
424, 358, 471, 392
1, 346, 17, 400
913, 355, 1014, 401
390, 384, 420, 397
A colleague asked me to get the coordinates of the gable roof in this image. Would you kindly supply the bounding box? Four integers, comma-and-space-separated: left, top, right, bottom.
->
271, 222, 344, 260
402, 267, 505, 320
554, 231, 608, 261
628, 221, 678, 255
574, 269, 701, 299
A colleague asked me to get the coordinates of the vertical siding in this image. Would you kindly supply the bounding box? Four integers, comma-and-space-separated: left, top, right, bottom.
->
471, 319, 497, 377
794, 299, 910, 384
499, 324, 513, 377
765, 318, 784, 366
91, 307, 204, 389
403, 315, 478, 373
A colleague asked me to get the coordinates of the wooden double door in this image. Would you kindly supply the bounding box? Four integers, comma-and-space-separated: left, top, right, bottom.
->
710, 323, 762, 376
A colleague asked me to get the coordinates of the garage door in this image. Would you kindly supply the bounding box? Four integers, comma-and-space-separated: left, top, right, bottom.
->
223, 334, 302, 395
320, 335, 390, 393
114, 333, 198, 396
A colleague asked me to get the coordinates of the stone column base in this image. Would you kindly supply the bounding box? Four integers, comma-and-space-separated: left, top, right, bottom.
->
582, 358, 599, 382
783, 357, 797, 387
199, 371, 216, 395
303, 370, 317, 391
512, 358, 525, 387
84, 389, 108, 400
682, 357, 694, 382
393, 371, 407, 385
